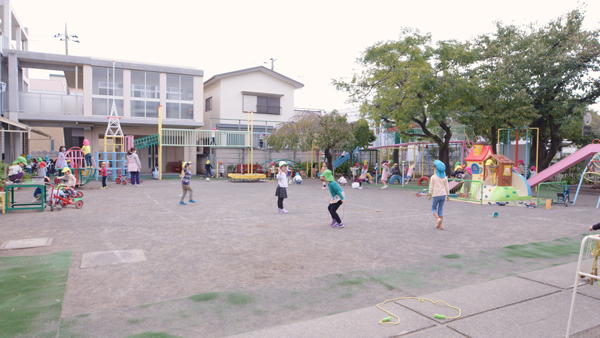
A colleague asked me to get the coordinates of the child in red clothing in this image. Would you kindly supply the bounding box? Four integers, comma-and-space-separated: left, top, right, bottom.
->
99, 162, 108, 189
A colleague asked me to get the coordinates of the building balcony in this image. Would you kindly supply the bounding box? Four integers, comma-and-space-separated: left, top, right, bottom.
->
19, 92, 83, 115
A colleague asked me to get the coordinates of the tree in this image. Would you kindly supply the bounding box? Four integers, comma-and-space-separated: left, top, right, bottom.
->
333, 29, 475, 175
469, 9, 600, 170
345, 118, 376, 166
267, 111, 355, 170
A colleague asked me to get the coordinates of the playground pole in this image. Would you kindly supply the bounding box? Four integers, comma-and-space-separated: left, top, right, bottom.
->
515, 130, 519, 168
158, 105, 162, 180
247, 111, 250, 174
251, 110, 254, 174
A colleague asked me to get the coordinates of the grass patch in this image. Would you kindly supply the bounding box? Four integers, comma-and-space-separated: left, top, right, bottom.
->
0, 251, 71, 338
443, 254, 461, 259
326, 310, 344, 316
337, 278, 364, 286
189, 292, 219, 302
447, 263, 463, 269
226, 293, 254, 305
340, 292, 354, 299
283, 304, 299, 310
502, 241, 579, 259
127, 318, 145, 325
125, 332, 184, 338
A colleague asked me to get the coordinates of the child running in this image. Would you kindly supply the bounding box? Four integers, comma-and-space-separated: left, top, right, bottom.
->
320, 162, 328, 189
99, 162, 108, 189
323, 169, 345, 228
179, 161, 196, 205
428, 160, 450, 230
275, 161, 289, 213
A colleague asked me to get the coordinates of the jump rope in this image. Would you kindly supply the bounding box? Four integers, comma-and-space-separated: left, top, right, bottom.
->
377, 297, 461, 324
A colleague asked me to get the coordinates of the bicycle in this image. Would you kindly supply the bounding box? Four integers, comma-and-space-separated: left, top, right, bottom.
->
556, 185, 570, 207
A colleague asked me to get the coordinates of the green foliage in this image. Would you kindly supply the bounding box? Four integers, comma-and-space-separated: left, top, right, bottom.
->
333, 29, 474, 174
352, 119, 376, 150
267, 111, 355, 170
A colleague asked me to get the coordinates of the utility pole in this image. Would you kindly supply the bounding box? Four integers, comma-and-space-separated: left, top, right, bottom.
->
54, 23, 79, 55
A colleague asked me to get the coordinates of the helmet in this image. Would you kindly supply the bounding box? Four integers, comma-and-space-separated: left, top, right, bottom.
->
62, 167, 71, 173
279, 161, 288, 167
83, 139, 90, 146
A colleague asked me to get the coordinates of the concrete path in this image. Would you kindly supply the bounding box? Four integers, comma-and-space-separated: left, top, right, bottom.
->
228, 261, 600, 338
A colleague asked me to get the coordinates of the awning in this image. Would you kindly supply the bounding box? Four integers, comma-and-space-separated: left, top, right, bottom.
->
0, 115, 52, 139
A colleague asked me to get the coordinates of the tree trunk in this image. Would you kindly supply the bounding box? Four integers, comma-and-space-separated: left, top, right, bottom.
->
324, 147, 334, 171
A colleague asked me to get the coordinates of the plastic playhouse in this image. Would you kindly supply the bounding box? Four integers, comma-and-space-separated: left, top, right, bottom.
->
464, 143, 532, 202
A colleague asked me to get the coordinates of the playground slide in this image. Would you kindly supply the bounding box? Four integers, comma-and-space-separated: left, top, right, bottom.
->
512, 172, 532, 197
527, 144, 600, 187
333, 147, 360, 170
448, 180, 459, 191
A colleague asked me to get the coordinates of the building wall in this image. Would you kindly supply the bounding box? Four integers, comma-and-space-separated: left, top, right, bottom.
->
203, 80, 221, 128
27, 127, 64, 154
219, 72, 296, 123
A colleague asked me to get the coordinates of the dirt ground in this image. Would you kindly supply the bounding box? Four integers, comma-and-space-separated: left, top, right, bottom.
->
0, 177, 597, 337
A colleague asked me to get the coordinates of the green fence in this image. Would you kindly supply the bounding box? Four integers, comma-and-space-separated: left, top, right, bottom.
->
449, 179, 484, 204
536, 182, 568, 206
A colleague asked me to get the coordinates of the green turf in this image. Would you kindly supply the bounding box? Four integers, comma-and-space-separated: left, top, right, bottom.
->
0, 251, 72, 338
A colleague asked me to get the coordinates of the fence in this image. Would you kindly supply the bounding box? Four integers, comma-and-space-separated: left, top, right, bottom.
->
536, 182, 568, 206
19, 92, 83, 115
449, 179, 484, 204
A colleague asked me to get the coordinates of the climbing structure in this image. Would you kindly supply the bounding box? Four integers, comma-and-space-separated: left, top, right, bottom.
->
64, 147, 97, 186
104, 101, 124, 152
573, 151, 600, 208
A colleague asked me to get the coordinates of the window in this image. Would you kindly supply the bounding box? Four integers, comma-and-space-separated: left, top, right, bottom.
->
165, 74, 194, 119
92, 67, 123, 116
242, 93, 281, 115
205, 97, 212, 111
257, 96, 280, 115
130, 71, 160, 118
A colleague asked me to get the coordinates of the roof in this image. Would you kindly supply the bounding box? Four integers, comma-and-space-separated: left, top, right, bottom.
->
0, 116, 52, 138
204, 66, 304, 89
465, 144, 494, 162
490, 154, 514, 165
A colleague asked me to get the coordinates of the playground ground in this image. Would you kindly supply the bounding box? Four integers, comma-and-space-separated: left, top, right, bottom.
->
1, 177, 600, 337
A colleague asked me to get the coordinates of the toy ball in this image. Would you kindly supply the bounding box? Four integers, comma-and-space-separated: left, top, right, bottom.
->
206, 178, 210, 182
493, 212, 499, 218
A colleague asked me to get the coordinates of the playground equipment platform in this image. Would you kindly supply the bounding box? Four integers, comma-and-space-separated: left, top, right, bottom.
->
228, 173, 266, 182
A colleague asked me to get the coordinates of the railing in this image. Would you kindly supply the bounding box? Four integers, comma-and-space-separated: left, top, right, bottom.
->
162, 129, 250, 148
19, 92, 83, 115
449, 178, 484, 204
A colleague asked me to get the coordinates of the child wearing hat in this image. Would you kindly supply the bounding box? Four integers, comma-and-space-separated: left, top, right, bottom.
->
323, 169, 345, 228
99, 162, 108, 189
275, 161, 290, 213
8, 157, 27, 183
218, 161, 225, 178
82, 139, 93, 168
180, 161, 196, 205
205, 160, 213, 178
57, 167, 77, 197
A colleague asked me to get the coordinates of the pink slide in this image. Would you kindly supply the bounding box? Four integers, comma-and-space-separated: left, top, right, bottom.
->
527, 144, 600, 187
448, 180, 459, 190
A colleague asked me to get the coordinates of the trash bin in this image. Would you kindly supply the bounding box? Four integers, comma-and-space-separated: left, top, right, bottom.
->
545, 199, 552, 210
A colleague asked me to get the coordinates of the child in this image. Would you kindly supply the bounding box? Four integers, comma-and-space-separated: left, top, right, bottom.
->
428, 160, 450, 230
293, 172, 303, 185
82, 139, 92, 167
351, 163, 359, 182
338, 174, 347, 186
56, 146, 67, 170
8, 157, 26, 183
275, 161, 289, 213
219, 161, 225, 178
57, 167, 77, 197
405, 164, 414, 183
269, 162, 275, 180
99, 162, 108, 189
380, 160, 389, 189
323, 169, 345, 228
320, 163, 328, 189
37, 161, 48, 180
179, 161, 196, 205
205, 160, 213, 178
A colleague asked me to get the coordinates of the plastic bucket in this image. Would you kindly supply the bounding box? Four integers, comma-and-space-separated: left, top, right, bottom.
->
545, 199, 552, 210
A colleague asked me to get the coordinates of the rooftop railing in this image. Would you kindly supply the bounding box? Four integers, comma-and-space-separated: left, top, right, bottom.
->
19, 92, 83, 115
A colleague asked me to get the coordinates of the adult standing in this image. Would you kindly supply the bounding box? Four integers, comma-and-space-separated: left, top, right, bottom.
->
127, 147, 142, 186
428, 160, 450, 230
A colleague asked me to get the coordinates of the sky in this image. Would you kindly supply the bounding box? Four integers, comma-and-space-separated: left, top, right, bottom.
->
12, 0, 600, 112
